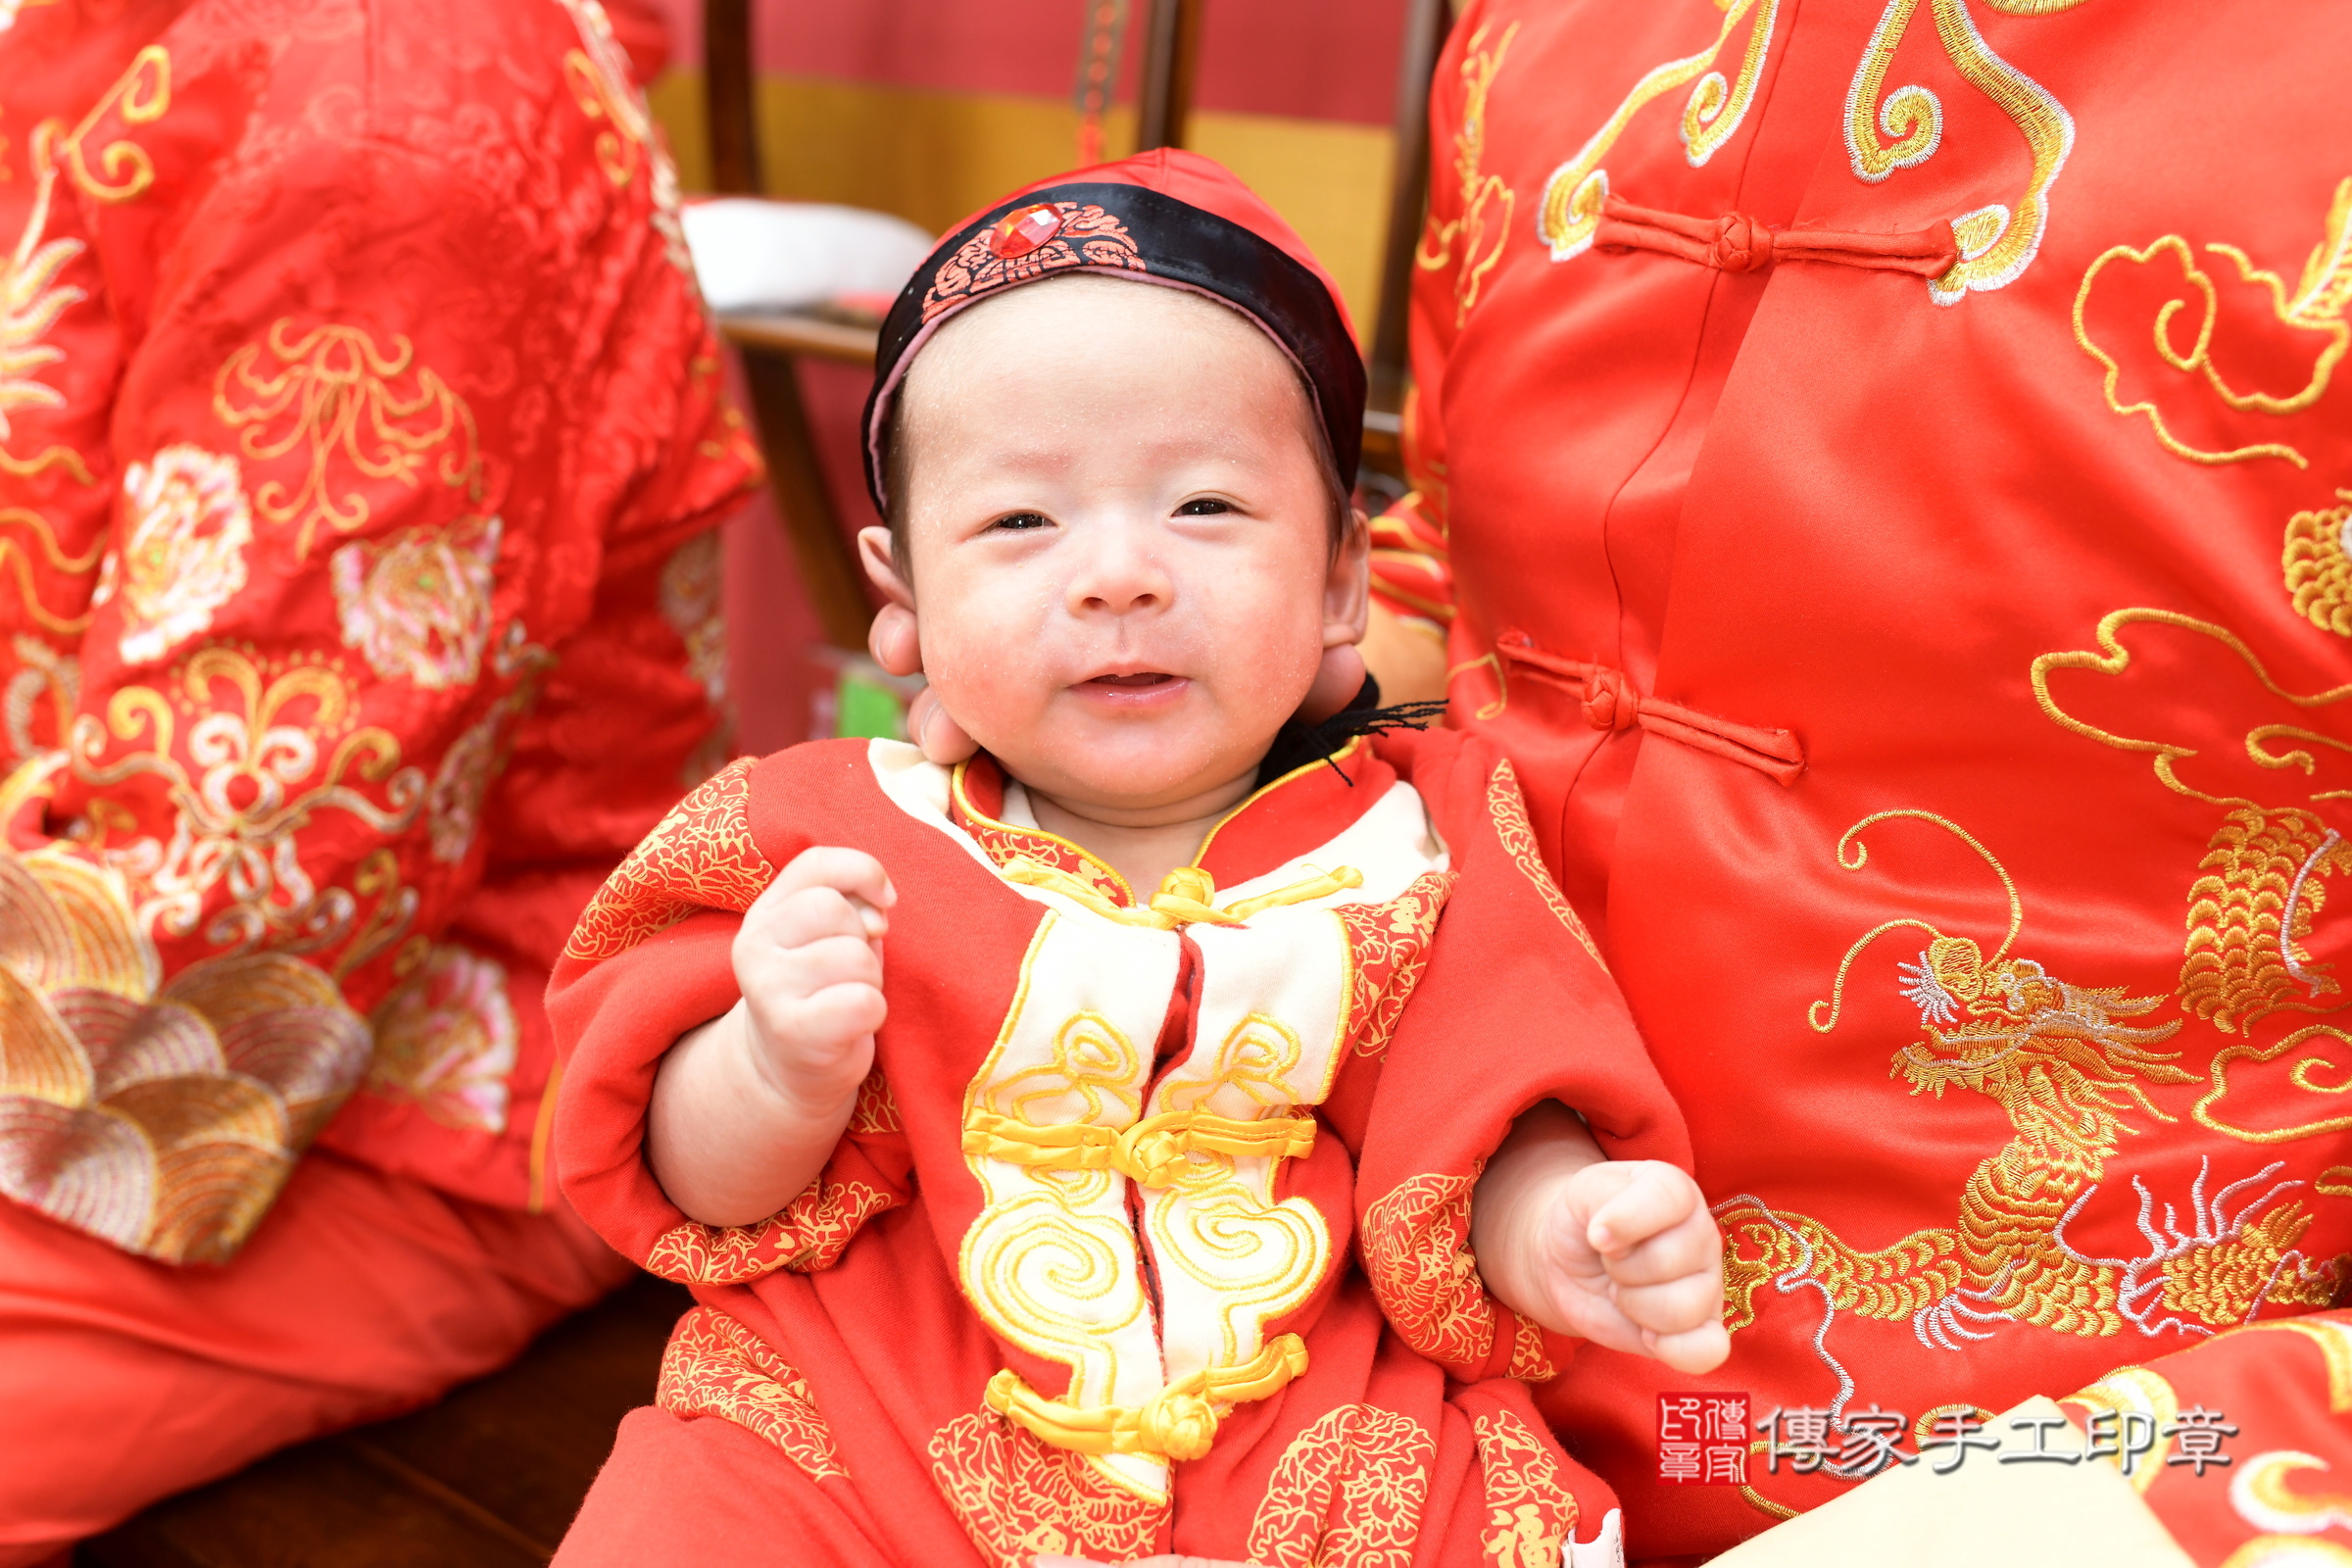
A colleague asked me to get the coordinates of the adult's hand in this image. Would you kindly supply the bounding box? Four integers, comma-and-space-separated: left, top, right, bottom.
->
1356, 601, 1448, 706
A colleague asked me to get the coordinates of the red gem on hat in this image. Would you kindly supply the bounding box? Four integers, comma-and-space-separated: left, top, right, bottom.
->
989, 203, 1064, 259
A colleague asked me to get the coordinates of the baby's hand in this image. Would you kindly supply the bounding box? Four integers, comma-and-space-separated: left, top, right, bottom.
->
1523, 1160, 1730, 1373
733, 847, 896, 1116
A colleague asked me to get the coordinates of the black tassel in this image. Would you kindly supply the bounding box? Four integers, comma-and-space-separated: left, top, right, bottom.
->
1253, 675, 1448, 788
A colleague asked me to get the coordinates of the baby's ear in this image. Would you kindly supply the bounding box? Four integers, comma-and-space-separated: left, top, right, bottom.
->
1321, 507, 1372, 648
858, 526, 913, 609
858, 528, 922, 678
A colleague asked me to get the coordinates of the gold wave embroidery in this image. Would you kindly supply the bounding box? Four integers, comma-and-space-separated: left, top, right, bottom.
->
2285, 492, 2352, 635
0, 846, 371, 1262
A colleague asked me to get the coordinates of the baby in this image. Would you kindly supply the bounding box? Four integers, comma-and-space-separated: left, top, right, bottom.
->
550, 151, 1725, 1568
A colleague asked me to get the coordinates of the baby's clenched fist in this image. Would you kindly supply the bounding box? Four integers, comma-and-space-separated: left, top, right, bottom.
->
732, 846, 896, 1117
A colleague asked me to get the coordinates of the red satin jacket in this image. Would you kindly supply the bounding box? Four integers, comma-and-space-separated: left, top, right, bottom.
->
0, 0, 756, 1263
1371, 0, 2352, 1560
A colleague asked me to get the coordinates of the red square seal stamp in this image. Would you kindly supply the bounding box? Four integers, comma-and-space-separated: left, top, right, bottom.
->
1658, 1393, 1749, 1485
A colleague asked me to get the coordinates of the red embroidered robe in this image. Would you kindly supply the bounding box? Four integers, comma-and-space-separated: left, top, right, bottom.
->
0, 0, 755, 1261
1372, 0, 2352, 1560
552, 730, 1688, 1567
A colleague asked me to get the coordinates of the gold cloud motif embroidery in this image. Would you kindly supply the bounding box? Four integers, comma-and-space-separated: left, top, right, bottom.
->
1536, 0, 1780, 263
2074, 180, 2352, 469
1842, 0, 2085, 305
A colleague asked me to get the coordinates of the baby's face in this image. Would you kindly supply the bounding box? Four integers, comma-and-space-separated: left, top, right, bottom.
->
879, 276, 1364, 814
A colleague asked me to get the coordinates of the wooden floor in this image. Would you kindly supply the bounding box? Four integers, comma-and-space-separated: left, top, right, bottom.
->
79, 1276, 693, 1568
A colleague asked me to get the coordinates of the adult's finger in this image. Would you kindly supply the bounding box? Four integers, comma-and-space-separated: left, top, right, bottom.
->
906, 686, 980, 765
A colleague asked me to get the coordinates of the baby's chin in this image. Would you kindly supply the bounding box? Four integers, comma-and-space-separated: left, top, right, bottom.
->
987, 724, 1279, 818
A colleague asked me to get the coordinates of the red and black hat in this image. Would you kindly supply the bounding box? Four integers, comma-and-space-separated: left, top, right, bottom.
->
862, 148, 1365, 514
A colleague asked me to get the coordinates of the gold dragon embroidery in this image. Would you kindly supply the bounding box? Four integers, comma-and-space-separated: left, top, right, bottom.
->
1720, 811, 2342, 1372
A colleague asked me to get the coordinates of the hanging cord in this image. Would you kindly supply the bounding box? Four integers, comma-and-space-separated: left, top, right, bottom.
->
1072, 0, 1130, 166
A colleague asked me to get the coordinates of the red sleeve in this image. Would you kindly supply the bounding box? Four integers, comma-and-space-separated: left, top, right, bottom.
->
1366, 0, 1501, 635
2060, 1313, 2352, 1565
0, 1, 755, 1262
550, 754, 914, 1287
1352, 728, 1689, 1383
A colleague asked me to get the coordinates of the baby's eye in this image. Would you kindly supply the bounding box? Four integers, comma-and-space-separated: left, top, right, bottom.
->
987, 511, 1051, 533
1175, 498, 1233, 516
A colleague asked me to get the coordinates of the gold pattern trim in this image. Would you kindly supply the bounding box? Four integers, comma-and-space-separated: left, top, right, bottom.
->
1361, 1169, 1498, 1369
655, 1305, 845, 1480
1474, 1406, 1578, 1568
926, 1403, 1166, 1568
565, 757, 773, 960
643, 1175, 899, 1285
1416, 22, 1521, 327
1246, 1403, 1434, 1568
1488, 760, 1605, 971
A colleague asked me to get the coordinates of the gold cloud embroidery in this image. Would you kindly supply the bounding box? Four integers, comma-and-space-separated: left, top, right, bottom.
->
2074, 180, 2352, 469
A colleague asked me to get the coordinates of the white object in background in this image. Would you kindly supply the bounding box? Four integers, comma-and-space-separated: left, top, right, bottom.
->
1566, 1508, 1624, 1568
680, 198, 934, 314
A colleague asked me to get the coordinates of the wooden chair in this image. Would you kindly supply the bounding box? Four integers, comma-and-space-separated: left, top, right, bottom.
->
705, 0, 1452, 651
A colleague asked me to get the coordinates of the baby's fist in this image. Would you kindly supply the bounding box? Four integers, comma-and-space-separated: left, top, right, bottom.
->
1539, 1160, 1730, 1374
733, 847, 895, 1114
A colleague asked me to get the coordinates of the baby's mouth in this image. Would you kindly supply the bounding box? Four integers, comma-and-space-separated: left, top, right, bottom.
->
1083, 672, 1177, 689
